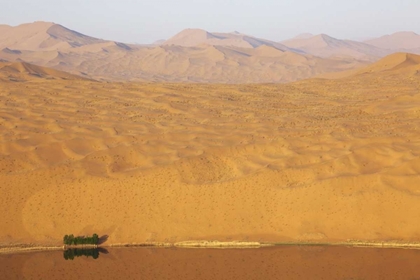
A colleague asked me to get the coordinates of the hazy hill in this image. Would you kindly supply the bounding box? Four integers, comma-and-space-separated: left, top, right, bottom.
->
3, 22, 420, 83
163, 28, 295, 52
365, 32, 420, 51
281, 34, 390, 60
0, 22, 368, 83
0, 21, 105, 51
290, 33, 314, 40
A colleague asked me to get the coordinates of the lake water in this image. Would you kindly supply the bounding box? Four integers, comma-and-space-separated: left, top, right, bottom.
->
1, 246, 420, 279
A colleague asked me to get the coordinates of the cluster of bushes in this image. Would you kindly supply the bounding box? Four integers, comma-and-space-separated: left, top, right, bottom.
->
63, 248, 99, 260
63, 234, 99, 245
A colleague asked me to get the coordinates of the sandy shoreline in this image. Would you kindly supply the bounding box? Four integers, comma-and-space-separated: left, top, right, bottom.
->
2, 240, 420, 255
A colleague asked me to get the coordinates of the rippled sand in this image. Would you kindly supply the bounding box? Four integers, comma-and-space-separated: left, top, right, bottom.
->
0, 54, 420, 246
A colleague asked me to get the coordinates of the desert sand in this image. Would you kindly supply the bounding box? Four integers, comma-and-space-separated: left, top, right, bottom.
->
0, 53, 419, 247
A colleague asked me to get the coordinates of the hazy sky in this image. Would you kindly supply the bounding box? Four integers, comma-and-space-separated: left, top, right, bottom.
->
2, 0, 420, 43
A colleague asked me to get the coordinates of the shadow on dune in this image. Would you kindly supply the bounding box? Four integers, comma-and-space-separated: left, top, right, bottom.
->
98, 247, 109, 254
98, 235, 109, 245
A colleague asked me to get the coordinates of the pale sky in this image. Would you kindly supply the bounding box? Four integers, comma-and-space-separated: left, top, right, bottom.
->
2, 0, 420, 43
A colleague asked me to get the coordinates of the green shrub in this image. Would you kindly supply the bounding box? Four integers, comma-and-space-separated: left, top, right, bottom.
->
63, 233, 99, 245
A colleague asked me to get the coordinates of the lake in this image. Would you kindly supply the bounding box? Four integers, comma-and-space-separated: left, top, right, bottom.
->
1, 246, 420, 279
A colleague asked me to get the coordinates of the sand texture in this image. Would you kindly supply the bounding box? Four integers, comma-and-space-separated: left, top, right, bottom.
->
0, 53, 419, 246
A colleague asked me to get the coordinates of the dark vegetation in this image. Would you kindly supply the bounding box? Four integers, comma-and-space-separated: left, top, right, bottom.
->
63, 234, 99, 245
63, 248, 99, 260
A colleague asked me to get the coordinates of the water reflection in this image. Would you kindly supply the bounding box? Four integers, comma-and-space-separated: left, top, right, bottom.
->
63, 247, 109, 260
2, 246, 420, 279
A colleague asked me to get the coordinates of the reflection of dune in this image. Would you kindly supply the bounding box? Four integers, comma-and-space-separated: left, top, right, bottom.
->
0, 58, 420, 247
2, 247, 420, 279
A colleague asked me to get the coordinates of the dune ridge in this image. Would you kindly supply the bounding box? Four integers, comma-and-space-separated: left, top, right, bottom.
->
365, 31, 420, 51
0, 21, 401, 83
281, 34, 391, 60
1, 22, 420, 83
317, 52, 420, 79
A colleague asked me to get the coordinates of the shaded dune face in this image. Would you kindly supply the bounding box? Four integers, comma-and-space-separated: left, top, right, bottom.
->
0, 60, 420, 246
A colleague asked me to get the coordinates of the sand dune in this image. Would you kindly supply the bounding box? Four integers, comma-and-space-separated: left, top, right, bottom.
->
0, 61, 88, 81
2, 22, 420, 83
281, 34, 390, 60
0, 22, 374, 83
0, 21, 104, 51
317, 52, 420, 79
351, 52, 420, 78
0, 54, 419, 246
163, 29, 293, 51
0, 43, 367, 83
365, 31, 420, 52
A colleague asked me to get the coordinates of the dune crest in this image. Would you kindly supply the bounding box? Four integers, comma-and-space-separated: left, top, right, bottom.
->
365, 31, 420, 51
281, 34, 390, 60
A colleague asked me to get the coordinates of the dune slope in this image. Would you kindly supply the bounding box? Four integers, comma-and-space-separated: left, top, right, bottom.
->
281, 34, 390, 60
317, 52, 420, 79
0, 57, 420, 246
0, 61, 89, 81
365, 31, 420, 51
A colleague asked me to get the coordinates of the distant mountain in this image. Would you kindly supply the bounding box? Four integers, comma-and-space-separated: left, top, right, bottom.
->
290, 33, 314, 40
365, 32, 420, 52
281, 34, 390, 60
0, 21, 105, 51
11, 22, 420, 83
162, 28, 294, 52
152, 39, 166, 45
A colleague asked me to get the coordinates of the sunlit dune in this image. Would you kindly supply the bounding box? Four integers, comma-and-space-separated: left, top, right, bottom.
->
0, 54, 419, 246
317, 52, 420, 79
